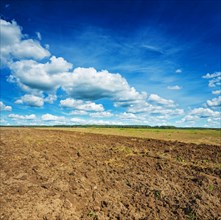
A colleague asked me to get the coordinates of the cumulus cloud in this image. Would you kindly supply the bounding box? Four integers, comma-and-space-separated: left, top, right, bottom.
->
0, 19, 21, 46
203, 72, 221, 79
9, 61, 145, 107
70, 118, 86, 123
118, 112, 138, 120
207, 117, 221, 126
208, 77, 221, 88
0, 19, 50, 65
167, 85, 181, 90
212, 90, 221, 95
70, 118, 123, 125
69, 110, 88, 115
10, 39, 50, 60
61, 67, 147, 104
175, 69, 182, 73
206, 96, 221, 107
44, 56, 73, 74
41, 114, 65, 121
0, 101, 12, 111
9, 58, 182, 118
202, 72, 221, 87
117, 111, 183, 125
127, 102, 184, 116
178, 115, 199, 123
178, 107, 220, 126
9, 56, 72, 92
40, 115, 122, 125
9, 58, 146, 109
60, 98, 104, 112
8, 51, 149, 114
44, 94, 57, 104
153, 108, 184, 115
148, 94, 175, 106
8, 114, 36, 120
15, 94, 44, 107
189, 107, 220, 118
89, 111, 113, 118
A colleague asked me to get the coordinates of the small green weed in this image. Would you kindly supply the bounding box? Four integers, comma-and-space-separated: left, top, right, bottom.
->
88, 211, 98, 219
208, 185, 214, 191
184, 206, 197, 220
188, 211, 197, 220
154, 190, 161, 199
176, 155, 185, 162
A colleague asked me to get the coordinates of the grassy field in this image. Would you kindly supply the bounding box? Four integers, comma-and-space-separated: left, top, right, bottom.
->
37, 127, 221, 146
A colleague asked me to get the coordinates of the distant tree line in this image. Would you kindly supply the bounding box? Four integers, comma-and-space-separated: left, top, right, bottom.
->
0, 124, 220, 130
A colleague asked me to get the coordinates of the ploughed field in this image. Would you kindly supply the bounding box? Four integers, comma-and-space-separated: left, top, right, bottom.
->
0, 128, 220, 219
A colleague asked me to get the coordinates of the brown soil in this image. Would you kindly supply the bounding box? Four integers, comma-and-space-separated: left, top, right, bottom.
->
0, 128, 220, 220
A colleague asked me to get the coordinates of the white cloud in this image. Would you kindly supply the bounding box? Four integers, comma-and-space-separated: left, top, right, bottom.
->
11, 39, 50, 60
179, 115, 199, 123
41, 114, 65, 121
0, 101, 12, 111
175, 69, 182, 73
212, 90, 221, 95
177, 107, 220, 126
206, 96, 221, 107
189, 107, 220, 118
148, 94, 175, 106
202, 72, 221, 87
167, 85, 181, 90
207, 117, 221, 126
8, 114, 36, 120
153, 108, 184, 115
45, 56, 73, 74
114, 98, 147, 108
60, 98, 104, 112
70, 118, 123, 125
36, 32, 41, 40
9, 58, 148, 112
14, 99, 23, 104
0, 19, 21, 46
208, 77, 221, 88
69, 110, 88, 115
89, 111, 113, 118
118, 112, 138, 120
202, 72, 221, 79
15, 94, 44, 107
127, 102, 184, 116
70, 118, 86, 123
61, 67, 147, 105
0, 19, 50, 65
9, 57, 183, 118
9, 59, 147, 109
9, 56, 72, 92
44, 94, 57, 104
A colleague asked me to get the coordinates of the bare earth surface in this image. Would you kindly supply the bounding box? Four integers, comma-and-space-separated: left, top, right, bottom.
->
0, 128, 221, 219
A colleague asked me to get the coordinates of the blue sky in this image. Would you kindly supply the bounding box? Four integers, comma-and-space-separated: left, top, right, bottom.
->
0, 0, 220, 127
